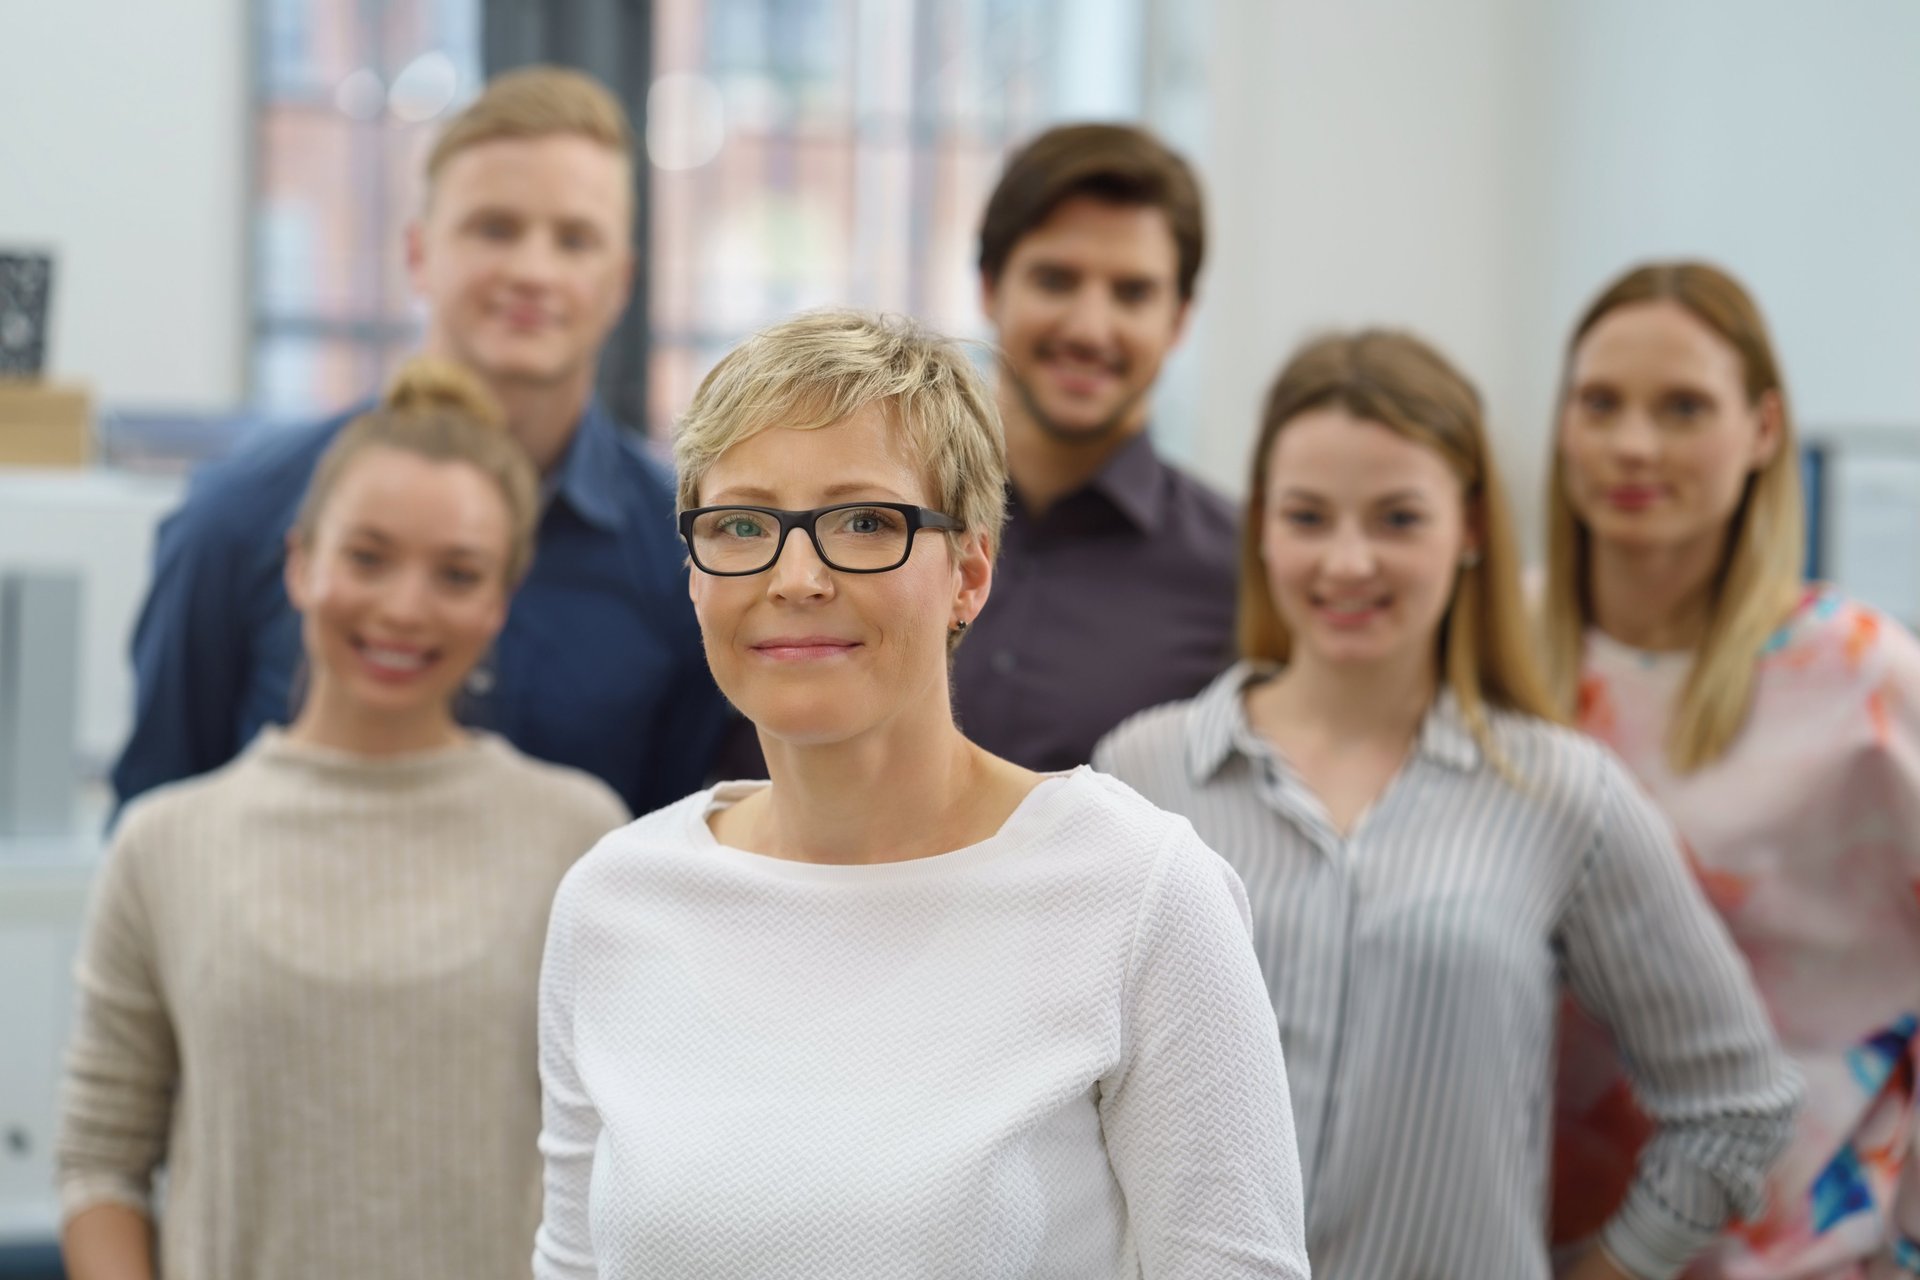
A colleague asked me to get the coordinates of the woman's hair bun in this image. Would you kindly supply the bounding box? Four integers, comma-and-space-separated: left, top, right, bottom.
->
382, 356, 507, 430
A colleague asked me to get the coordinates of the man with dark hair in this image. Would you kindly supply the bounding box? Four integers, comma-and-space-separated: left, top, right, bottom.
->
955, 122, 1238, 771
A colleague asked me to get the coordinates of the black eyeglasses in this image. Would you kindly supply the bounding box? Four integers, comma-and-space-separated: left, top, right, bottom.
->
678, 502, 965, 576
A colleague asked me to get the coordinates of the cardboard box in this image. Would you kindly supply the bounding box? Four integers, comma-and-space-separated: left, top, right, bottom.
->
0, 380, 91, 467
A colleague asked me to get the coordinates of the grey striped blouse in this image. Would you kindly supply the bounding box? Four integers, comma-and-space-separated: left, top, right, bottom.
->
1093, 662, 1801, 1280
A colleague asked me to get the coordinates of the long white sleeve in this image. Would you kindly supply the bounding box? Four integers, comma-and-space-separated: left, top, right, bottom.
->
534, 865, 601, 1280
1099, 830, 1311, 1279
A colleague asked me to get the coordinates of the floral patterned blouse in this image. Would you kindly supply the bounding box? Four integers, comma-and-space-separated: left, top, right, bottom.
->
1554, 586, 1920, 1278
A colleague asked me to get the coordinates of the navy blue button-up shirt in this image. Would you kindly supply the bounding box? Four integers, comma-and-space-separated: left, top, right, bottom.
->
111, 400, 731, 817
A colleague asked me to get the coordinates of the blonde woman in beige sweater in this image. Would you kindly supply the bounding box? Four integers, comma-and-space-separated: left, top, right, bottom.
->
56, 361, 629, 1280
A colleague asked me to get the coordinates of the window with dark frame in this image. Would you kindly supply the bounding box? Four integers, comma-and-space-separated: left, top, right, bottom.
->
247, 0, 1192, 444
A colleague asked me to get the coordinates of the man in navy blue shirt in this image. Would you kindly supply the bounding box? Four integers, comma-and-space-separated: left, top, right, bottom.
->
113, 66, 730, 816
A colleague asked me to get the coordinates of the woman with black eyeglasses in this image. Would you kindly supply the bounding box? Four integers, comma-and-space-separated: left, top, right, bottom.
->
530, 310, 1310, 1280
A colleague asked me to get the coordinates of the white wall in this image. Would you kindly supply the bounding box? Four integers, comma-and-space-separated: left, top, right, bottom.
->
1536, 1, 1920, 438
1197, 0, 1546, 499
1199, 1, 1920, 555
0, 0, 248, 410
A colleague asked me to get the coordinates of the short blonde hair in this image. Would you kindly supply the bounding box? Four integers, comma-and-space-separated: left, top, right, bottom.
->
1241, 330, 1557, 766
675, 310, 1009, 570
1542, 261, 1804, 771
295, 358, 539, 583
425, 65, 632, 193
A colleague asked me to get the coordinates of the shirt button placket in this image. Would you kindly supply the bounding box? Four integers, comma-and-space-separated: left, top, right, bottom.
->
1260, 756, 1357, 1216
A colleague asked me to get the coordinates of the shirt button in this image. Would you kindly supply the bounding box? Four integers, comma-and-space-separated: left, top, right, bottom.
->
990, 650, 1017, 675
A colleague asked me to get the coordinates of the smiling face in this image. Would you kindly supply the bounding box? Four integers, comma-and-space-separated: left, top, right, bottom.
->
688, 404, 993, 748
981, 195, 1190, 444
1558, 299, 1781, 558
285, 446, 514, 738
1260, 409, 1475, 677
406, 133, 634, 398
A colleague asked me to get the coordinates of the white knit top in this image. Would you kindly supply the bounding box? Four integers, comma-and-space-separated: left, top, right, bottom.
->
57, 728, 629, 1280
534, 767, 1310, 1279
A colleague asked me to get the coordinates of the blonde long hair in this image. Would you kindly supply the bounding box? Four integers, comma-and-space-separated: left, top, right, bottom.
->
1239, 331, 1557, 762
1541, 262, 1804, 771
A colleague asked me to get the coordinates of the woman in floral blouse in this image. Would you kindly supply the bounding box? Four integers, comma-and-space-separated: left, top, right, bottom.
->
1544, 259, 1920, 1277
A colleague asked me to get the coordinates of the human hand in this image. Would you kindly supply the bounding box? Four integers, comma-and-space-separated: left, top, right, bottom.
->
1561, 1245, 1636, 1280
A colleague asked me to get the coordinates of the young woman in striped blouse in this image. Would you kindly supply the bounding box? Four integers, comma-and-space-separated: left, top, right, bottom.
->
1094, 329, 1800, 1280
1545, 262, 1920, 1277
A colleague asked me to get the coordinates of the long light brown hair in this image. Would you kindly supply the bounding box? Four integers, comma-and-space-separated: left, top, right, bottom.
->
1541, 262, 1804, 771
1239, 330, 1557, 762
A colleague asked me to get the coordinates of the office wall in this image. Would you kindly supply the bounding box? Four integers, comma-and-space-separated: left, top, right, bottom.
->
1536, 1, 1920, 437
1198, 0, 1920, 555
1196, 0, 1546, 503
0, 0, 248, 410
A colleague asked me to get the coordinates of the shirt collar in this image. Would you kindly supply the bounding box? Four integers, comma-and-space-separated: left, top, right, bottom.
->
1087, 431, 1169, 533
1185, 661, 1273, 784
1184, 659, 1484, 785
549, 399, 631, 531
1416, 690, 1485, 773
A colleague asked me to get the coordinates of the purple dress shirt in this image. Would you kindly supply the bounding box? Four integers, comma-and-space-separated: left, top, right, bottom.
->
951, 431, 1241, 771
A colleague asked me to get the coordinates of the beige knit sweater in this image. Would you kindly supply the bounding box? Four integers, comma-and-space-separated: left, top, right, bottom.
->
56, 728, 628, 1280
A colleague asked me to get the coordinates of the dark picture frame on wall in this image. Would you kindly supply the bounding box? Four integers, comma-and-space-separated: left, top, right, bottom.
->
0, 250, 54, 377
